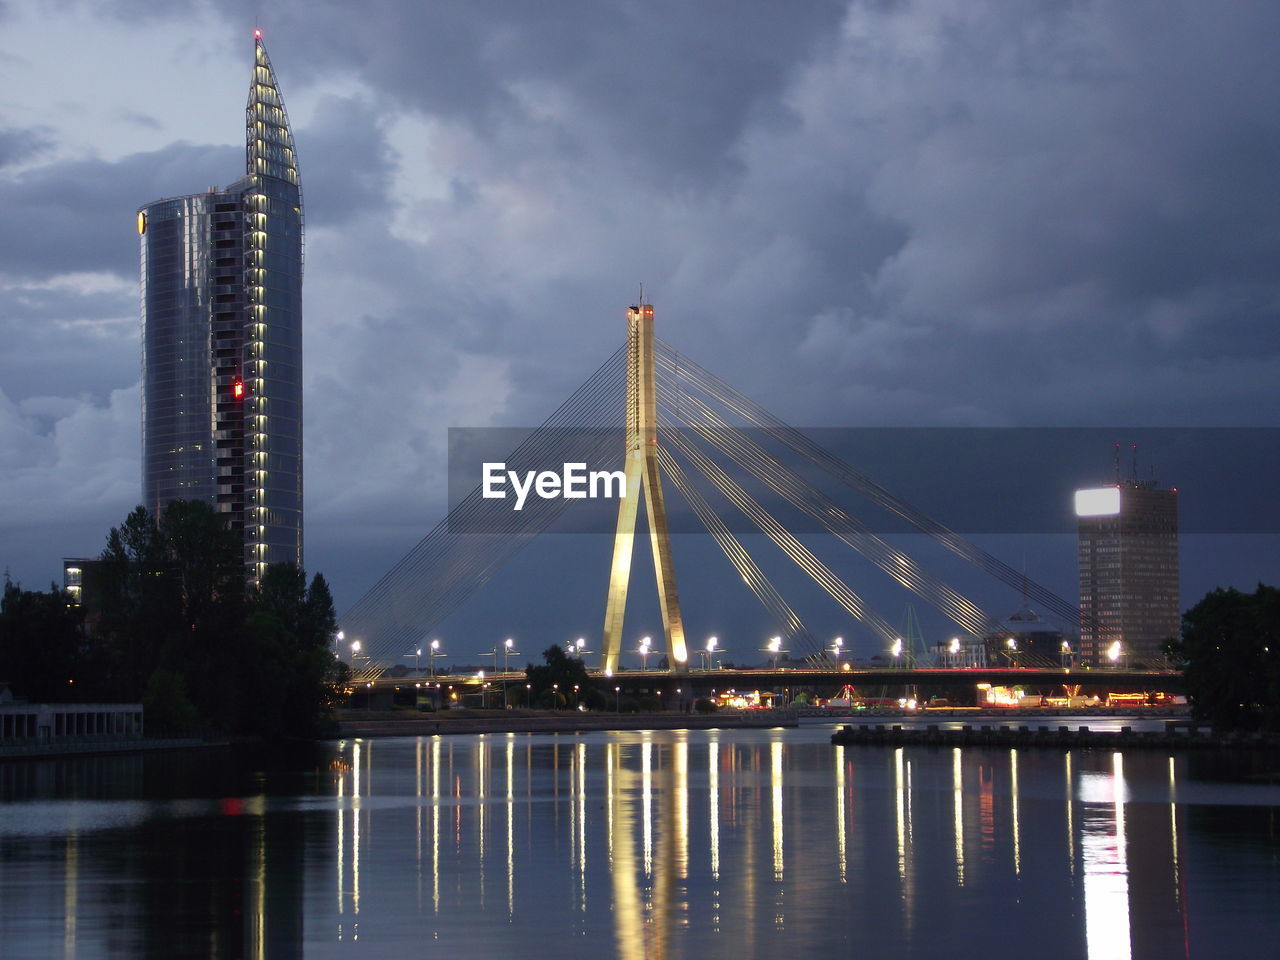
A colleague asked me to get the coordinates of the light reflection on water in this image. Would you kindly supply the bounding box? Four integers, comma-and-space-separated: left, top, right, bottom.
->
1, 728, 1279, 958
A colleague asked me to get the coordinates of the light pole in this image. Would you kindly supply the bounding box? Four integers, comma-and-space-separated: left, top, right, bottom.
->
890, 637, 903, 669
525, 683, 532, 709
501, 637, 519, 709
552, 682, 559, 709
702, 636, 718, 671
830, 636, 844, 670
765, 636, 785, 670
1107, 640, 1123, 668
615, 685, 621, 713
428, 638, 442, 679
639, 636, 652, 672
1061, 639, 1073, 670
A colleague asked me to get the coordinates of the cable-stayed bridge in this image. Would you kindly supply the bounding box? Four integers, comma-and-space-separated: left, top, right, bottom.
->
338, 301, 1116, 683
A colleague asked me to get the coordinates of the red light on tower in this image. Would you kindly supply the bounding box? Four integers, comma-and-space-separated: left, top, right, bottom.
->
254, 28, 262, 39
233, 380, 245, 399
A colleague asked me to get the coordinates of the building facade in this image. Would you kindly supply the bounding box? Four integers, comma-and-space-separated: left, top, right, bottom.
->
139, 35, 302, 585
1076, 482, 1179, 666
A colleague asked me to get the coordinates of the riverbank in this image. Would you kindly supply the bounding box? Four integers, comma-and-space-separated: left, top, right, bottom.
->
831, 720, 1280, 753
0, 736, 227, 762
335, 708, 799, 738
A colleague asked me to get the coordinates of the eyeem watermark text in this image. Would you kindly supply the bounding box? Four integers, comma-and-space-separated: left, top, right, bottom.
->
482, 462, 627, 511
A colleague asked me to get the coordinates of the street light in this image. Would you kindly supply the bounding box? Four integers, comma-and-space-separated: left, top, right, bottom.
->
830, 636, 844, 669
502, 638, 519, 708
552, 682, 559, 709
890, 637, 903, 666
615, 685, 621, 713
525, 683, 532, 709
766, 636, 785, 669
428, 638, 442, 679
639, 636, 652, 672
701, 636, 719, 671
1107, 640, 1122, 667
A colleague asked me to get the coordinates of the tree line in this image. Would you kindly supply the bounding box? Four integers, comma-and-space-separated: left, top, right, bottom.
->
0, 500, 345, 739
1170, 583, 1279, 731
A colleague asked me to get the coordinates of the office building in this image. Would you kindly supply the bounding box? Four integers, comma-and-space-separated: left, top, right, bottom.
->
1076, 480, 1179, 666
139, 33, 302, 585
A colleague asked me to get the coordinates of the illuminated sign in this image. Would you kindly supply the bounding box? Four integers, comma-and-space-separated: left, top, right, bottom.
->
1075, 487, 1121, 517
136, 211, 147, 235
233, 381, 245, 399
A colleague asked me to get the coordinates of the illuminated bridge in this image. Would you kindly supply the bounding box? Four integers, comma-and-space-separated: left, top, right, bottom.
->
337, 299, 1159, 689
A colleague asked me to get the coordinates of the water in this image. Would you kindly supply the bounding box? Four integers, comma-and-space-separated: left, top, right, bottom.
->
2, 724, 1278, 958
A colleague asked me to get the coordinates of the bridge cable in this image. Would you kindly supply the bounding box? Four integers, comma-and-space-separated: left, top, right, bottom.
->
655, 366, 999, 639
654, 339, 1100, 637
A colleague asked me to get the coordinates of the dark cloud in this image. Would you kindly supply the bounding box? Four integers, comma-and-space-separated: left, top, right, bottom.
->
0, 125, 53, 167
294, 94, 397, 227
0, 279, 135, 404
0, 141, 238, 279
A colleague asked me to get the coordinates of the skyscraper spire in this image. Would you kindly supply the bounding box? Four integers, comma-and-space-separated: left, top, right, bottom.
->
246, 33, 299, 185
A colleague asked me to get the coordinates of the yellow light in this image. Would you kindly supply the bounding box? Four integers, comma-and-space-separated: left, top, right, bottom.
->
136, 211, 147, 234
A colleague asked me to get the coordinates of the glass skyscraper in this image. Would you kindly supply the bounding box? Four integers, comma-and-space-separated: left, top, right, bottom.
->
139, 34, 302, 585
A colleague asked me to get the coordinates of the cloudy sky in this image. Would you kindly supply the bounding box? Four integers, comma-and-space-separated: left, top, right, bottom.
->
2, 0, 1278, 659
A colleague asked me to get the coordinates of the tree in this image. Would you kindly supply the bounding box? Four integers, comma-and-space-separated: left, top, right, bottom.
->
0, 579, 84, 701
81, 501, 342, 739
1169, 584, 1280, 731
91, 501, 246, 729
242, 565, 344, 737
525, 645, 591, 708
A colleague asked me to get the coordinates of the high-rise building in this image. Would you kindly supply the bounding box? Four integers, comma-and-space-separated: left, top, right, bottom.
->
1075, 479, 1179, 666
139, 33, 303, 585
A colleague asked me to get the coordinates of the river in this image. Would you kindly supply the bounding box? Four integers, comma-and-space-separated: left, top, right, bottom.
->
1, 723, 1278, 958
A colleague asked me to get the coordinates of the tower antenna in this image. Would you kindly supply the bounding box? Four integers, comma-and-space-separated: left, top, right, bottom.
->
1113, 443, 1120, 485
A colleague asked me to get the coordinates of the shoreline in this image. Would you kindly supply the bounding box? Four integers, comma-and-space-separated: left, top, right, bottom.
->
0, 736, 228, 762
831, 721, 1280, 753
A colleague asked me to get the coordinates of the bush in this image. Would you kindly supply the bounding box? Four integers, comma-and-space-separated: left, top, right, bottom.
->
142, 667, 198, 734
694, 698, 718, 714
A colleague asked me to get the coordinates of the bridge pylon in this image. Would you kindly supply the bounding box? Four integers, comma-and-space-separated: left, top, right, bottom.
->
600, 298, 689, 675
